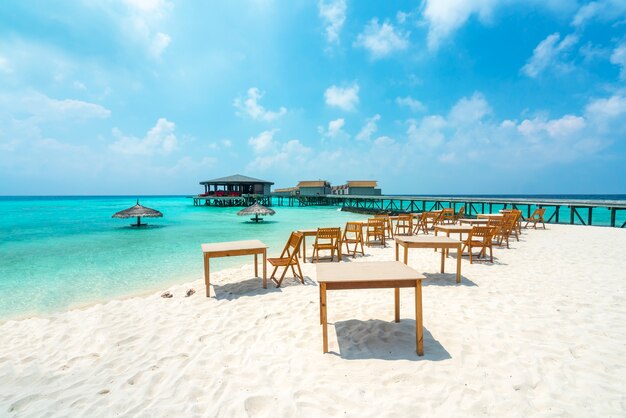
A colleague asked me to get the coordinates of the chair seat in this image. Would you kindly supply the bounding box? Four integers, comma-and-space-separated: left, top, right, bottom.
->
313, 243, 336, 250
267, 257, 297, 266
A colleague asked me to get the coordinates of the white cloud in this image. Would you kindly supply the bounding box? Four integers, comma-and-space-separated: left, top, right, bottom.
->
448, 92, 491, 124
324, 83, 359, 111
572, 0, 626, 27
318, 0, 346, 44
396, 96, 426, 112
16, 92, 111, 121
422, 0, 578, 51
407, 115, 446, 148
327, 118, 346, 137
522, 32, 578, 78
110, 118, 177, 155
356, 114, 380, 141
354, 19, 409, 59
73, 81, 87, 90
517, 115, 586, 140
422, 0, 499, 50
113, 0, 173, 58
149, 32, 171, 58
234, 87, 287, 121
585, 95, 626, 126
610, 42, 626, 79
248, 129, 278, 153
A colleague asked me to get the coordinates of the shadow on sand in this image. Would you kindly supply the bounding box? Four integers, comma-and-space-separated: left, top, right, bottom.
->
332, 320, 451, 361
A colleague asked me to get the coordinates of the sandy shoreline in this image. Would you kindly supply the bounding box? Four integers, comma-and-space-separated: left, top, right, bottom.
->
1, 224, 625, 416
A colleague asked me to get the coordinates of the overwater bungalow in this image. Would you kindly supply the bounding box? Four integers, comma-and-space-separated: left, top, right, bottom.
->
193, 174, 274, 206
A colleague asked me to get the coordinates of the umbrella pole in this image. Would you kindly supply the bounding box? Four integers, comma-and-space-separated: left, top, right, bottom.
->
136, 216, 141, 227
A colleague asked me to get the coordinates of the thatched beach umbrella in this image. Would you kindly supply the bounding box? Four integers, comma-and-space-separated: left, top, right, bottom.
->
237, 202, 275, 223
112, 200, 163, 227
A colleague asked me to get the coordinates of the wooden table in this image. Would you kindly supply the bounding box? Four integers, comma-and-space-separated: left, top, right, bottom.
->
298, 228, 342, 262
459, 218, 488, 225
201, 240, 267, 297
317, 261, 425, 356
434, 224, 473, 241
394, 236, 462, 284
477, 213, 503, 220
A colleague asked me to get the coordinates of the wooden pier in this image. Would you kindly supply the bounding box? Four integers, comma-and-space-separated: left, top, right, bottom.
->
191, 193, 626, 228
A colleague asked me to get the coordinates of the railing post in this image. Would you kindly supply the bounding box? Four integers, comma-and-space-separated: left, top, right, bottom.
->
587, 207, 593, 226
610, 208, 616, 227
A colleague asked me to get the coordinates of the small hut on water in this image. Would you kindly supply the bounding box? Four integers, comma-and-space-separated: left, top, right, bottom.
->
193, 174, 274, 206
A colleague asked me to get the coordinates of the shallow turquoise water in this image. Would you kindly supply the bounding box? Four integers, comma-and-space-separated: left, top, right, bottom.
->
0, 197, 367, 320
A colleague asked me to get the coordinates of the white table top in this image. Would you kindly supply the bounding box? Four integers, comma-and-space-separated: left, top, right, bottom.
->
317, 261, 424, 283
395, 235, 460, 245
201, 239, 267, 253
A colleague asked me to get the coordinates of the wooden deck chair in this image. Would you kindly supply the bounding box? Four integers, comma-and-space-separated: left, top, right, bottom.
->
366, 218, 386, 247
454, 206, 465, 223
524, 208, 546, 229
342, 222, 365, 257
508, 209, 522, 240
440, 208, 455, 224
461, 226, 496, 263
412, 212, 429, 235
312, 227, 341, 262
374, 214, 393, 239
394, 214, 413, 236
268, 231, 304, 287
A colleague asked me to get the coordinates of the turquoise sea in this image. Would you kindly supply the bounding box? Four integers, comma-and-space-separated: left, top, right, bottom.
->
0, 196, 367, 320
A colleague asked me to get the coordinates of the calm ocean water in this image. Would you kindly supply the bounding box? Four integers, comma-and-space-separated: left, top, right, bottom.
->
0, 196, 367, 320
0, 195, 624, 320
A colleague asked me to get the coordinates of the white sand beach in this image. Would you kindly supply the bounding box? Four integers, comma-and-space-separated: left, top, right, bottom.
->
1, 224, 625, 416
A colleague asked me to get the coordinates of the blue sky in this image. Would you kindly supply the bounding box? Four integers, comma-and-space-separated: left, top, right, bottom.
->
1, 0, 625, 195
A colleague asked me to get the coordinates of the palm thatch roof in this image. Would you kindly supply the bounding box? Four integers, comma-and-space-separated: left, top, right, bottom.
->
237, 203, 275, 222
112, 202, 163, 219
113, 200, 163, 227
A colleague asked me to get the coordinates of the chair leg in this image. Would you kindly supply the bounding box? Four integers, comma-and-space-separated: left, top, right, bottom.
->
269, 265, 279, 280
489, 246, 493, 263
296, 261, 304, 283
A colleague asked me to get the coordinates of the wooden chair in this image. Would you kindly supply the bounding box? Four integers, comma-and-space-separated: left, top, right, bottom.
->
454, 206, 465, 223
426, 211, 443, 230
488, 217, 506, 247
461, 226, 496, 263
374, 214, 393, 239
268, 232, 304, 287
312, 227, 341, 262
508, 209, 522, 240
394, 214, 413, 236
366, 218, 386, 247
493, 212, 516, 248
413, 212, 429, 235
524, 208, 546, 229
341, 222, 365, 257
440, 208, 455, 224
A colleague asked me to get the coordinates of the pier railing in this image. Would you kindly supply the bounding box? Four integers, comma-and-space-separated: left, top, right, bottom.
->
270, 194, 626, 228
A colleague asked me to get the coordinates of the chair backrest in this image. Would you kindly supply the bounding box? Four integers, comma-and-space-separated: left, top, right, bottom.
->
316, 227, 341, 241
374, 213, 389, 219
470, 226, 495, 244
281, 231, 303, 259
345, 221, 362, 233
397, 214, 412, 225
455, 206, 465, 220
441, 208, 454, 221
530, 207, 545, 220
367, 218, 385, 233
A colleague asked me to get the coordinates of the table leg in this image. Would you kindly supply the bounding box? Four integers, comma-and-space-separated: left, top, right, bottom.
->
415, 280, 424, 356
394, 288, 400, 323
456, 244, 461, 284
404, 245, 408, 265
254, 253, 258, 277
440, 247, 445, 273
204, 254, 210, 297
395, 242, 399, 261
446, 232, 450, 257
321, 283, 328, 353
303, 236, 307, 263
263, 249, 267, 289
